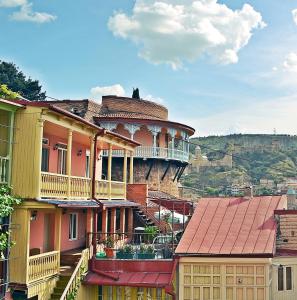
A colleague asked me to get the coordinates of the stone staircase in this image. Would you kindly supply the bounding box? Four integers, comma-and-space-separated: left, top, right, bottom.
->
49, 249, 83, 300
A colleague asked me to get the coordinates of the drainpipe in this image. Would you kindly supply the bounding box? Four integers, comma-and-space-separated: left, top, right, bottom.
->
91, 129, 105, 256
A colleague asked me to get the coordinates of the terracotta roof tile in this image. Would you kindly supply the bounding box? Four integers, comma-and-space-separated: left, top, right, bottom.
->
176, 195, 287, 256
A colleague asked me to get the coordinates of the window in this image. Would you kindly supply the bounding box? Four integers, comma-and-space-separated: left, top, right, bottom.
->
69, 213, 78, 240
41, 147, 49, 172
57, 143, 67, 175
85, 150, 90, 177
278, 266, 292, 291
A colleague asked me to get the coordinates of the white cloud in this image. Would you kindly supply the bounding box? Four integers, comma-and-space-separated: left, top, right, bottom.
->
292, 9, 297, 25
145, 94, 165, 104
0, 0, 26, 7
108, 0, 265, 69
283, 52, 297, 73
10, 3, 56, 23
90, 84, 126, 100
183, 95, 297, 136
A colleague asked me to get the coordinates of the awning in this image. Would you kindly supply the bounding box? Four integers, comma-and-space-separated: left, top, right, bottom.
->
84, 271, 171, 288
99, 200, 140, 208
38, 199, 100, 208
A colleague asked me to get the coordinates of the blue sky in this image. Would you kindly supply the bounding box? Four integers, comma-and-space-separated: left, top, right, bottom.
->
1, 0, 297, 136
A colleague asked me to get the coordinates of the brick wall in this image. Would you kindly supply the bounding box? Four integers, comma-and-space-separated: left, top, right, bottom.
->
126, 183, 148, 206
102, 96, 168, 120
276, 214, 297, 251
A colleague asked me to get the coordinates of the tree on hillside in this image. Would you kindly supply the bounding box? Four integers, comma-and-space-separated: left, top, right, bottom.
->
132, 88, 140, 99
0, 61, 46, 100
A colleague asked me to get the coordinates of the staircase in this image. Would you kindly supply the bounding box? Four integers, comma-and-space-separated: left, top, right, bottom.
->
134, 207, 155, 227
49, 249, 83, 300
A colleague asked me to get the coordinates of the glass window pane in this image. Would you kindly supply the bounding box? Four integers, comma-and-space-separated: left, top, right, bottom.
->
278, 267, 284, 291
41, 148, 49, 172
286, 267, 292, 290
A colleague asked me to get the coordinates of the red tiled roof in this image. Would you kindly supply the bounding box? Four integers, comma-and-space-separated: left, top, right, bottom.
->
175, 195, 287, 256
85, 271, 172, 288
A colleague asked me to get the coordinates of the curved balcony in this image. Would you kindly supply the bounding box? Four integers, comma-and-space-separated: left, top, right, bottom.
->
102, 146, 189, 163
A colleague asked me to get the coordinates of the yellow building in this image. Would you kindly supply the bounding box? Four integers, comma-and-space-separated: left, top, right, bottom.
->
175, 193, 289, 300
7, 100, 140, 300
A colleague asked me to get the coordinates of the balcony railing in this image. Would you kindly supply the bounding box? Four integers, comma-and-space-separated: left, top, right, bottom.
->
28, 251, 59, 283
0, 156, 9, 184
40, 172, 125, 199
102, 146, 189, 162
88, 232, 178, 260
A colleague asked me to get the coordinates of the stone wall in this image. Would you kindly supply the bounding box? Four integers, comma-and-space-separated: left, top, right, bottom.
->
101, 96, 168, 120
277, 214, 297, 251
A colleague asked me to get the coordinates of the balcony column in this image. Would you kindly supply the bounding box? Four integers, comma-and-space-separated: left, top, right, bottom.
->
129, 151, 134, 184
107, 144, 112, 200
54, 209, 62, 264
152, 132, 157, 157
66, 129, 73, 199
123, 149, 128, 197
89, 136, 95, 179
120, 207, 126, 234
35, 117, 44, 199
110, 208, 116, 234
102, 208, 108, 233
127, 208, 133, 234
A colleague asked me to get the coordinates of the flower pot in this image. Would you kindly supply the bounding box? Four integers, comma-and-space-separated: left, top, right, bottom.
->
116, 252, 134, 259
137, 253, 155, 259
104, 247, 114, 258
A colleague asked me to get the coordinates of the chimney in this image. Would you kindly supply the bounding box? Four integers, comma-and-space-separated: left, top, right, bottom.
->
287, 189, 296, 209
244, 186, 253, 199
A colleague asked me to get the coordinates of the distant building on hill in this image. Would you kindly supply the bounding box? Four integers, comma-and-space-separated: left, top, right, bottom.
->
189, 144, 233, 172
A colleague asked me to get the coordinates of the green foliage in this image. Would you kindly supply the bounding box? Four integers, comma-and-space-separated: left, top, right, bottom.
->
0, 185, 21, 257
66, 266, 86, 300
139, 244, 154, 254
185, 134, 297, 196
0, 185, 21, 217
132, 88, 140, 99
103, 235, 114, 248
0, 61, 46, 100
0, 84, 20, 100
144, 226, 158, 243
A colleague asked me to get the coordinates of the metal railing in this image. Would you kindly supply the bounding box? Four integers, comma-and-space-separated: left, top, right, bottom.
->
40, 172, 125, 199
27, 251, 59, 283
88, 232, 177, 260
0, 156, 9, 184
102, 146, 189, 162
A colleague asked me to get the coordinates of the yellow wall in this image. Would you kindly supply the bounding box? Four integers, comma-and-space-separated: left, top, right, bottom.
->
27, 276, 58, 299
179, 257, 271, 300
77, 284, 98, 300
11, 106, 43, 198
271, 256, 297, 300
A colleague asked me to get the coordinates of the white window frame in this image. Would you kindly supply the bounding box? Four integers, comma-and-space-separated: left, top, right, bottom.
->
57, 143, 67, 175
69, 213, 78, 241
85, 149, 90, 178
278, 265, 293, 292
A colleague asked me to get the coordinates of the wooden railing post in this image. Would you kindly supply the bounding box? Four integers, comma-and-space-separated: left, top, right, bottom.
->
67, 129, 73, 199
54, 209, 62, 265
129, 151, 134, 184
108, 144, 112, 200
123, 149, 128, 197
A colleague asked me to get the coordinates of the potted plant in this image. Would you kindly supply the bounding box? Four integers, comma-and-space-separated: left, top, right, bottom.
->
144, 226, 158, 243
103, 236, 115, 258
116, 244, 134, 259
137, 244, 155, 259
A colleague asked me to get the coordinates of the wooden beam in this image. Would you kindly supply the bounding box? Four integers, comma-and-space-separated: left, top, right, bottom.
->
146, 160, 154, 180
161, 161, 171, 181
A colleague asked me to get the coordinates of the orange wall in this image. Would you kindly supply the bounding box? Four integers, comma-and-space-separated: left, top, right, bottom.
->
61, 210, 87, 252
29, 210, 55, 253
43, 133, 89, 177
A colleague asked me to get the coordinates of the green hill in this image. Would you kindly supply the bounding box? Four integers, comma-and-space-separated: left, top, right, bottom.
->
182, 134, 297, 196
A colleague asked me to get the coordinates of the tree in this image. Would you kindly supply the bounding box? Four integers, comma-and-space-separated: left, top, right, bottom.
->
0, 61, 46, 100
0, 84, 20, 100
132, 88, 140, 99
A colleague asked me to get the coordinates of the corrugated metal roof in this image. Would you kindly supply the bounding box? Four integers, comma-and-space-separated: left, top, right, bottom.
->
175, 195, 287, 256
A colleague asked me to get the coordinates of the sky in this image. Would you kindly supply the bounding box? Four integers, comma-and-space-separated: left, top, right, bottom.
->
1, 0, 297, 136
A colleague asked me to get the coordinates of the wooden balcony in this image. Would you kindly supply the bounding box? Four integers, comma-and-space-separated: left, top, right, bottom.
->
102, 146, 189, 162
40, 172, 125, 199
0, 156, 9, 184
28, 251, 60, 283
